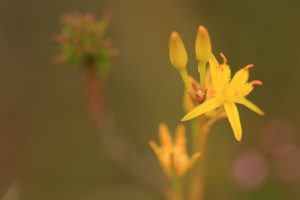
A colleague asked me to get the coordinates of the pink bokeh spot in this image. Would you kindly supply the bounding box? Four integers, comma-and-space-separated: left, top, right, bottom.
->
260, 119, 297, 157
232, 150, 268, 190
273, 147, 300, 183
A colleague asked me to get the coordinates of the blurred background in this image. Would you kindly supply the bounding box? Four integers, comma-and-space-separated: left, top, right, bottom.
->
0, 0, 300, 199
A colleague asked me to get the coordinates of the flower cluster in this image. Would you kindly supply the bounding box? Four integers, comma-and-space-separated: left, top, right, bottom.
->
169, 26, 264, 141
54, 12, 117, 77
149, 123, 201, 177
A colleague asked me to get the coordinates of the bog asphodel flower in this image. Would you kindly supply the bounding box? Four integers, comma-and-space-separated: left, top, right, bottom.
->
149, 123, 201, 177
182, 53, 264, 141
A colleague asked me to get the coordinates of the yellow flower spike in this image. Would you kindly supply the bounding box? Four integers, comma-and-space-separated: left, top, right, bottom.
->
149, 123, 201, 177
195, 26, 212, 90
182, 53, 264, 141
169, 32, 188, 70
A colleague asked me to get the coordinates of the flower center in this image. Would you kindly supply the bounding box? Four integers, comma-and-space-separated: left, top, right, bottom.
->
192, 82, 206, 104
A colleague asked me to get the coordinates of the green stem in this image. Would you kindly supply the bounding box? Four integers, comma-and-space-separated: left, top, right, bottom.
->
171, 176, 184, 200
179, 69, 193, 95
188, 113, 226, 200
188, 116, 208, 200
191, 119, 200, 152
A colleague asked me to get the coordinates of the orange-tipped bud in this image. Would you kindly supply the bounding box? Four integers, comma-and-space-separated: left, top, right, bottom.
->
195, 26, 212, 63
169, 32, 188, 70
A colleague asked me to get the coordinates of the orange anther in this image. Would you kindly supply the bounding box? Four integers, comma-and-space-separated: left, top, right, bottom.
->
220, 53, 227, 65
243, 64, 254, 71
250, 80, 262, 86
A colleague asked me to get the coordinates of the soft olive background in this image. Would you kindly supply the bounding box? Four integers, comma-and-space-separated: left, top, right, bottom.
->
0, 0, 300, 199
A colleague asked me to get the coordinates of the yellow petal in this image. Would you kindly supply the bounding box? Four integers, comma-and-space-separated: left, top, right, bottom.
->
208, 54, 220, 89
149, 140, 161, 158
169, 32, 188, 70
149, 140, 171, 176
158, 123, 173, 150
237, 83, 253, 98
224, 102, 242, 141
175, 124, 187, 155
238, 80, 262, 98
174, 152, 201, 177
229, 68, 249, 91
149, 140, 165, 167
205, 68, 212, 87
195, 26, 212, 63
237, 97, 265, 116
219, 64, 231, 89
181, 97, 222, 121
189, 152, 201, 168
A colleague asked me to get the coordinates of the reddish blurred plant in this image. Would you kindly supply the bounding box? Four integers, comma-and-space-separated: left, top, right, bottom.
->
54, 12, 117, 122
54, 12, 116, 74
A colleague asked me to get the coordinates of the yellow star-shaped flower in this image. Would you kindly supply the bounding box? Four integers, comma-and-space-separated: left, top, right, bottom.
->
149, 123, 201, 177
182, 53, 264, 141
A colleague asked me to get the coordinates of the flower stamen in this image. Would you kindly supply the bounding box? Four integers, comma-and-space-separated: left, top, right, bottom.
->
192, 82, 205, 103
192, 82, 198, 91
243, 64, 254, 71
250, 80, 263, 86
220, 53, 227, 65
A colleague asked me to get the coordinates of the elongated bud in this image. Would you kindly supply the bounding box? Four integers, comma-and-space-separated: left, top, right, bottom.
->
169, 32, 188, 70
195, 26, 212, 63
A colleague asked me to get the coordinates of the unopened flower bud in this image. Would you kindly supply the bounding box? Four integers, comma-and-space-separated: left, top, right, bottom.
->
195, 26, 212, 63
169, 32, 188, 70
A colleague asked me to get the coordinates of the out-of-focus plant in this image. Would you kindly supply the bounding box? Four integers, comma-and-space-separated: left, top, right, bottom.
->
54, 12, 116, 76
54, 12, 163, 193
150, 123, 200, 199
54, 12, 117, 122
150, 26, 264, 200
